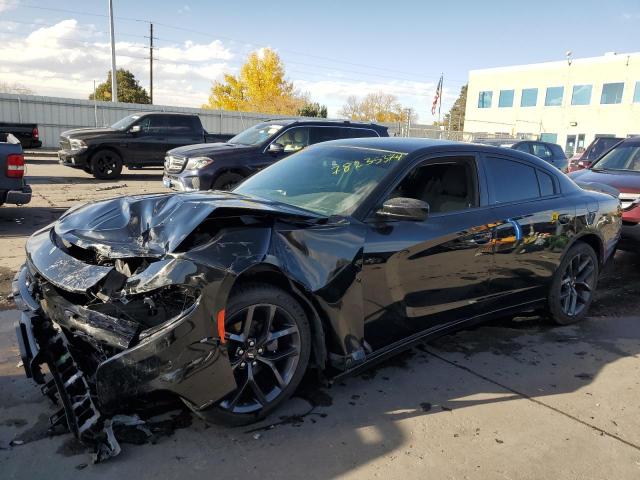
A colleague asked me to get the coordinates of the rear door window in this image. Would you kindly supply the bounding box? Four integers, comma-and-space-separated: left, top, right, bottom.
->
537, 170, 556, 196
343, 128, 379, 138
485, 156, 540, 204
309, 127, 344, 144
166, 116, 198, 135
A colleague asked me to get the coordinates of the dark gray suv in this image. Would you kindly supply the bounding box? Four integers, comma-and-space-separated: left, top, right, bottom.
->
510, 141, 568, 172
163, 119, 389, 191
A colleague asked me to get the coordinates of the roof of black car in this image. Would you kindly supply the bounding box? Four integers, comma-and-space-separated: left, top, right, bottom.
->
259, 118, 387, 129
136, 111, 197, 116
621, 135, 640, 145
312, 136, 566, 162
313, 136, 471, 153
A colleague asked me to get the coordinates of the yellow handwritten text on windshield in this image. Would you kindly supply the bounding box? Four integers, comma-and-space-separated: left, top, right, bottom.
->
330, 153, 404, 175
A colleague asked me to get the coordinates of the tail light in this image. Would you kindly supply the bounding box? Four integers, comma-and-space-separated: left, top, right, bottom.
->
6, 153, 25, 178
32, 127, 39, 139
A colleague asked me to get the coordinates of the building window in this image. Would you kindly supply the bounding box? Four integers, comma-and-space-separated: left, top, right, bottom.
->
520, 88, 538, 107
545, 87, 564, 106
633, 82, 640, 103
540, 133, 558, 143
478, 91, 492, 108
600, 83, 624, 104
498, 89, 514, 107
571, 85, 592, 105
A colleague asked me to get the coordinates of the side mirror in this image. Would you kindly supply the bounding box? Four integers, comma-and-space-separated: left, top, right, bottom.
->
376, 197, 430, 221
268, 143, 284, 155
130, 125, 141, 134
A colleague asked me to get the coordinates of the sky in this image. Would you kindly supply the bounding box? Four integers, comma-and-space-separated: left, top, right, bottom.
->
0, 0, 639, 123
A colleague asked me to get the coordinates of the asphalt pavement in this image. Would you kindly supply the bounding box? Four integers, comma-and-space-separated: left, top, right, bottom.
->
1, 155, 639, 479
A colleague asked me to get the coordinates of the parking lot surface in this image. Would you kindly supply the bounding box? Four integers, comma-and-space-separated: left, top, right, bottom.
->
1, 155, 640, 479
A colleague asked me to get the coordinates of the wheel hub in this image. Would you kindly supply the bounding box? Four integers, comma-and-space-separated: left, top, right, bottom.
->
236, 339, 265, 365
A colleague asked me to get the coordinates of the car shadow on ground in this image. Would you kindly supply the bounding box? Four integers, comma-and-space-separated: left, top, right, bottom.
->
0, 206, 67, 239
27, 172, 164, 185
2, 306, 639, 477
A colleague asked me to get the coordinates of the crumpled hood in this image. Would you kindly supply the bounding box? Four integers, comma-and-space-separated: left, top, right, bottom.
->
168, 142, 257, 158
54, 191, 320, 258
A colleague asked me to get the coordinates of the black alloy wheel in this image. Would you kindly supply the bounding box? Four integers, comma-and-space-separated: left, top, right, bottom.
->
548, 242, 598, 325
91, 150, 123, 179
197, 284, 310, 425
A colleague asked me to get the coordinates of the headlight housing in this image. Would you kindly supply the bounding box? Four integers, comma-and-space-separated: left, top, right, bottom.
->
184, 156, 214, 170
69, 138, 87, 151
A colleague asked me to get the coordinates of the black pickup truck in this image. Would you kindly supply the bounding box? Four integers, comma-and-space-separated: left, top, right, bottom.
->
0, 122, 41, 149
0, 133, 31, 206
58, 112, 233, 179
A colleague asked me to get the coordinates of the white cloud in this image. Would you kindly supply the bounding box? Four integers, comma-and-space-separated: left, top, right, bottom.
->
0, 18, 454, 122
0, 19, 235, 106
0, 0, 18, 14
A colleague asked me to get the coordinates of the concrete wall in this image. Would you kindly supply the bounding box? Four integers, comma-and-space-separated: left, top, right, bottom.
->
0, 93, 290, 148
464, 52, 640, 154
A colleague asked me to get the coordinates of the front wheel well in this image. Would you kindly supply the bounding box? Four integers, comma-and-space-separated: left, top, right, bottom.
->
90, 146, 122, 161
231, 267, 329, 370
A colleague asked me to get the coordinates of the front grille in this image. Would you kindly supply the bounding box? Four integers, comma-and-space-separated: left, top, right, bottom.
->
59, 136, 71, 151
619, 193, 640, 210
165, 155, 187, 174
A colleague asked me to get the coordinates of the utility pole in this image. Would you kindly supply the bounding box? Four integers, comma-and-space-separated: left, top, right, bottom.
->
149, 23, 154, 104
108, 0, 117, 102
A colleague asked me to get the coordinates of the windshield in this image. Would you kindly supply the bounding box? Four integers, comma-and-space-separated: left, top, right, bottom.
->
228, 123, 284, 146
111, 114, 140, 130
234, 144, 407, 216
592, 144, 640, 172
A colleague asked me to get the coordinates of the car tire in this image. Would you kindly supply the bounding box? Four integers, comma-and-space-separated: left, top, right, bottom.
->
188, 283, 311, 426
547, 242, 598, 325
212, 172, 244, 191
91, 150, 123, 180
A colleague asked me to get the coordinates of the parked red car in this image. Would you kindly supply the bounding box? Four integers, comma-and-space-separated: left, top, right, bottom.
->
567, 137, 623, 173
569, 137, 640, 248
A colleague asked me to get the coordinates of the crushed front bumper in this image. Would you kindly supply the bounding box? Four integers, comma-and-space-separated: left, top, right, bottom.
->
12, 261, 237, 459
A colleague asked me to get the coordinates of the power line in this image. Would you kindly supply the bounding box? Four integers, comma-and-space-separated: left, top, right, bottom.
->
13, 3, 466, 85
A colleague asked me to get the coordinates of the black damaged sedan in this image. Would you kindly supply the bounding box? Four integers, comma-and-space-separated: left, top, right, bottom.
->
13, 138, 620, 453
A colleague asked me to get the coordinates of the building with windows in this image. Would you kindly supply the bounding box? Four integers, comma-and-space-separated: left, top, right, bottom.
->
464, 52, 640, 155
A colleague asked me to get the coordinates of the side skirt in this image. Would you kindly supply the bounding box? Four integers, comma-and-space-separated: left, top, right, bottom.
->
331, 298, 546, 382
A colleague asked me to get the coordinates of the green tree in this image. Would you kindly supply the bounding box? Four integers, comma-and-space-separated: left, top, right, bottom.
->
90, 69, 150, 104
441, 84, 467, 131
298, 102, 328, 118
203, 48, 308, 115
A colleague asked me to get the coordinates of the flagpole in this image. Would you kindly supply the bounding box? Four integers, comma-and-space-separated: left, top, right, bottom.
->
438, 73, 443, 126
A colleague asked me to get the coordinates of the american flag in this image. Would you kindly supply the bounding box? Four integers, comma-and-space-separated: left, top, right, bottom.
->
431, 75, 443, 115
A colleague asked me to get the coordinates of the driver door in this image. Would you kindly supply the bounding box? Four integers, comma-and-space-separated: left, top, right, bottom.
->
128, 115, 169, 165
360, 154, 496, 350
